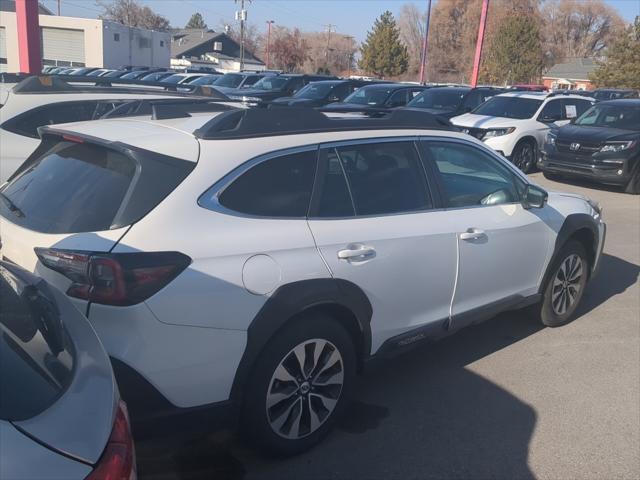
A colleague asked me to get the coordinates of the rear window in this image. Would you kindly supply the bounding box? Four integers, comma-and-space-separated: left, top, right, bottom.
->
0, 265, 75, 421
0, 139, 195, 234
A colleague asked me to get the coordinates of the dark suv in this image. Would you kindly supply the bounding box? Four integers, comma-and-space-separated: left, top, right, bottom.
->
320, 83, 427, 113
226, 74, 337, 104
269, 79, 381, 108
404, 86, 506, 118
592, 89, 639, 102
540, 99, 640, 193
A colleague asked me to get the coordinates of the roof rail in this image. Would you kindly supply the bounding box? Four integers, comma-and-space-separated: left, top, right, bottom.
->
193, 107, 453, 140
11, 75, 230, 100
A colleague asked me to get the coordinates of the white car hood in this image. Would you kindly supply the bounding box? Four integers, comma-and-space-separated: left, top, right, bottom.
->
451, 113, 525, 129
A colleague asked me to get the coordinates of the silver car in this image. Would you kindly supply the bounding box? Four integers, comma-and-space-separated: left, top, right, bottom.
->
0, 261, 137, 479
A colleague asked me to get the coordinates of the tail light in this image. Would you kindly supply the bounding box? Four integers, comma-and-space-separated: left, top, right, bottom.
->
34, 248, 191, 306
86, 400, 136, 480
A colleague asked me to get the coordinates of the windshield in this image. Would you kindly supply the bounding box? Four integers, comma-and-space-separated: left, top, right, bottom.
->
343, 87, 392, 106
190, 76, 219, 86
575, 104, 640, 130
295, 83, 336, 99
213, 74, 245, 88
473, 96, 543, 119
161, 74, 185, 84
407, 89, 467, 111
251, 76, 290, 91
0, 265, 75, 421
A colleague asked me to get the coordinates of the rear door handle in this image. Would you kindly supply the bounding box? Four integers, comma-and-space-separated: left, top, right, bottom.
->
459, 228, 487, 241
338, 244, 376, 261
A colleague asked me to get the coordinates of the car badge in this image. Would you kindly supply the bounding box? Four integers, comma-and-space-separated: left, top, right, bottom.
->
570, 142, 581, 151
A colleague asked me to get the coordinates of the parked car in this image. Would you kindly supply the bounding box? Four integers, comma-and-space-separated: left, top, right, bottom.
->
102, 69, 130, 78
320, 83, 427, 113
0, 261, 136, 479
86, 68, 114, 77
139, 71, 174, 82
404, 86, 506, 119
188, 74, 224, 86
510, 84, 548, 92
209, 72, 272, 94
226, 74, 337, 104
0, 76, 190, 182
160, 72, 212, 85
120, 69, 166, 80
591, 89, 639, 102
0, 107, 605, 455
540, 99, 640, 193
67, 67, 100, 76
270, 79, 381, 108
451, 92, 595, 172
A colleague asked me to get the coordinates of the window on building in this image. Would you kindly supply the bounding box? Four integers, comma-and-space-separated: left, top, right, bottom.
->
138, 37, 151, 48
114, 33, 120, 42
160, 40, 165, 47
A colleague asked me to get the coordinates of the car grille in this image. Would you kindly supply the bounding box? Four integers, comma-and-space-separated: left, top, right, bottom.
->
556, 140, 601, 157
459, 127, 486, 140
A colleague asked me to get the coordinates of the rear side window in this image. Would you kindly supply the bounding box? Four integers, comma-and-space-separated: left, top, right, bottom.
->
216, 150, 317, 217
0, 265, 75, 421
2, 101, 99, 138
0, 139, 195, 233
333, 141, 432, 216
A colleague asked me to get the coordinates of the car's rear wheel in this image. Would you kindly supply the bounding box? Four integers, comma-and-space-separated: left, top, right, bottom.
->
536, 240, 589, 327
512, 140, 536, 173
241, 313, 356, 455
624, 170, 640, 194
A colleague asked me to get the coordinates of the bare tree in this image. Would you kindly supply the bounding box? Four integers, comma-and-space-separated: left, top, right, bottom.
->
301, 32, 357, 75
542, 0, 625, 65
270, 27, 308, 72
398, 4, 426, 76
97, 0, 170, 31
219, 21, 263, 59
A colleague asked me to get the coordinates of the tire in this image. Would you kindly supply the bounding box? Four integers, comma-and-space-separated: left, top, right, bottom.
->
536, 240, 590, 327
241, 312, 356, 455
542, 171, 560, 181
624, 171, 640, 194
511, 140, 536, 174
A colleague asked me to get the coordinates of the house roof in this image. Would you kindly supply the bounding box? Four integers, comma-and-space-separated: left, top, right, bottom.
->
543, 58, 597, 81
0, 0, 52, 14
170, 29, 263, 64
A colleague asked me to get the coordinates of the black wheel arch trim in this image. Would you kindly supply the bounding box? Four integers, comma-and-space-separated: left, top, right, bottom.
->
229, 278, 372, 405
539, 212, 600, 294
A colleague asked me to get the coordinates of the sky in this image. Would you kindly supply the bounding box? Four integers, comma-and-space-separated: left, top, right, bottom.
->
41, 0, 640, 42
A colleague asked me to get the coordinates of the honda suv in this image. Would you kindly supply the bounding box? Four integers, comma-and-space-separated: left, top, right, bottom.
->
0, 108, 605, 455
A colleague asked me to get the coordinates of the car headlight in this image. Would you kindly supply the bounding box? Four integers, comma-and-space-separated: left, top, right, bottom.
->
482, 127, 515, 140
546, 132, 556, 146
599, 141, 636, 153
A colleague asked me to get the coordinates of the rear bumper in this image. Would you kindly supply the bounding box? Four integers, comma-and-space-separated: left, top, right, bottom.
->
539, 152, 631, 186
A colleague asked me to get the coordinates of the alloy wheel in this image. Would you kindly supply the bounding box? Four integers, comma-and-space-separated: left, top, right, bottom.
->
551, 254, 584, 316
515, 143, 534, 172
266, 339, 344, 439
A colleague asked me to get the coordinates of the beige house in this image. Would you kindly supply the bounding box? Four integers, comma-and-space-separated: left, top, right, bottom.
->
0, 10, 170, 72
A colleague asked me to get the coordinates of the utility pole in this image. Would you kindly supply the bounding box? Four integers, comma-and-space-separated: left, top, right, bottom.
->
470, 0, 490, 87
343, 35, 354, 77
235, 0, 250, 71
265, 20, 274, 69
323, 23, 336, 68
418, 0, 432, 85
57, 0, 61, 15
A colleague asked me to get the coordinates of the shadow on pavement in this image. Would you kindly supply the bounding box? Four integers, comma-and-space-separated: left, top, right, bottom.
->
576, 253, 640, 317
137, 312, 544, 480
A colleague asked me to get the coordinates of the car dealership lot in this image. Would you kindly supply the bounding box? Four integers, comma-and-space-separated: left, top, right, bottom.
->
136, 173, 639, 480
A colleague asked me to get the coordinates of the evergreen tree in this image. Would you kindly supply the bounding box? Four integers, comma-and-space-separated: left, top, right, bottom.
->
186, 12, 207, 29
359, 11, 409, 78
481, 15, 545, 84
590, 16, 640, 89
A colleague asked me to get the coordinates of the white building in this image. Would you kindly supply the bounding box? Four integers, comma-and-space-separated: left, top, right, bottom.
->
0, 6, 170, 72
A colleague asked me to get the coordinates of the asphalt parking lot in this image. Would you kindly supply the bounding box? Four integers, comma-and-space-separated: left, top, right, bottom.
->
135, 173, 640, 480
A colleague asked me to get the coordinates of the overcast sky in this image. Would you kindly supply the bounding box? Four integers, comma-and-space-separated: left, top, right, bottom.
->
41, 0, 640, 42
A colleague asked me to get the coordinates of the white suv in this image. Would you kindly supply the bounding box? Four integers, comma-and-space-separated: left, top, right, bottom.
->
0, 108, 605, 455
452, 92, 595, 173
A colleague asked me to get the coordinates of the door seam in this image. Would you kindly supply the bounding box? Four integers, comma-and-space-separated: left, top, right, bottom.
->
305, 219, 334, 278
448, 234, 461, 329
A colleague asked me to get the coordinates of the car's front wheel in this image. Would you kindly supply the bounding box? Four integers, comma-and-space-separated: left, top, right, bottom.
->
242, 313, 356, 455
512, 140, 536, 173
537, 240, 590, 327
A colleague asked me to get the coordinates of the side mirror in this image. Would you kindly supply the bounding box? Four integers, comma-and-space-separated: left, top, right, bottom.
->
523, 184, 548, 209
328, 95, 340, 102
540, 115, 560, 123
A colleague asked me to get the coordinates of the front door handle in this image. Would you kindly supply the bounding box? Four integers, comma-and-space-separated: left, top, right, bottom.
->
459, 228, 487, 241
338, 244, 376, 261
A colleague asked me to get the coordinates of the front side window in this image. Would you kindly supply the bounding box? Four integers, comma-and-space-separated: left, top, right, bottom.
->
423, 141, 523, 208
216, 150, 317, 217
538, 99, 563, 121
332, 141, 432, 216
